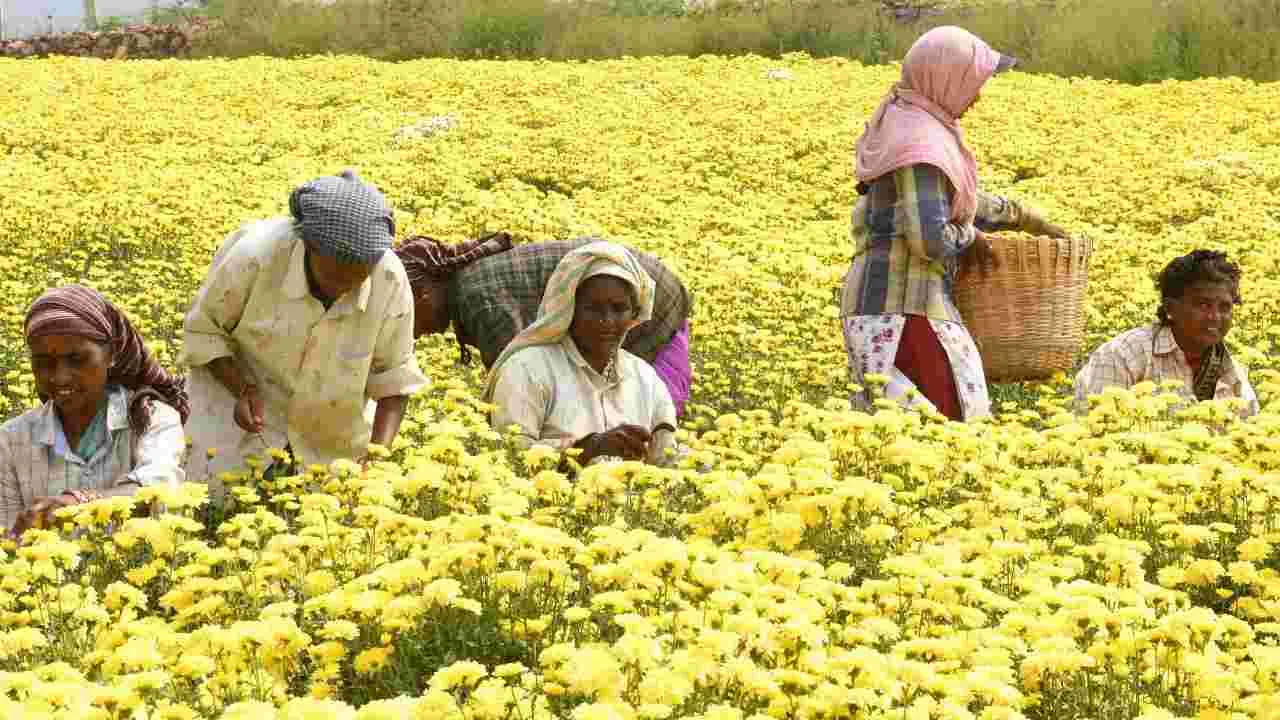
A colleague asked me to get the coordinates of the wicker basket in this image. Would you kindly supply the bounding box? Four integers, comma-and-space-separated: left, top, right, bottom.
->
953, 233, 1093, 383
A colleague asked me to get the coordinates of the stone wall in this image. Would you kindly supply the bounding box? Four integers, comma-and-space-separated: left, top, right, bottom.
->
0, 21, 211, 60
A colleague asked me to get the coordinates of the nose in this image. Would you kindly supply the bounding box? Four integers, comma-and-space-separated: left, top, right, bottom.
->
598, 308, 630, 328
51, 360, 74, 386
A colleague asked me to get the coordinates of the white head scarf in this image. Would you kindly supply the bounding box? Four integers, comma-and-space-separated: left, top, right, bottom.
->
482, 241, 655, 402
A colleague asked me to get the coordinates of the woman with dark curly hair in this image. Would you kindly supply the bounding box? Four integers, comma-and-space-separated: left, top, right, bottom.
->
1074, 249, 1258, 416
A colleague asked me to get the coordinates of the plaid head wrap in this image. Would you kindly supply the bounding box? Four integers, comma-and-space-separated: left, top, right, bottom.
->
289, 169, 395, 264
24, 285, 190, 433
396, 231, 516, 292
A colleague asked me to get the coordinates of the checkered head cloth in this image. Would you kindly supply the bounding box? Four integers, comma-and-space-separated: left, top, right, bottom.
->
289, 169, 395, 264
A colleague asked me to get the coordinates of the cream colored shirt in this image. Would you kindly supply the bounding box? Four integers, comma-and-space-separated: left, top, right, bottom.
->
0, 386, 185, 530
491, 337, 678, 465
1074, 323, 1259, 417
181, 217, 428, 490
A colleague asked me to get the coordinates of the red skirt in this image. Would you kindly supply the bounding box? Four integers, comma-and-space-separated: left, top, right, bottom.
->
894, 315, 963, 421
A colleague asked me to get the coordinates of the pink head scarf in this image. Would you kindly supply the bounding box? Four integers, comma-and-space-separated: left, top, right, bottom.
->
855, 26, 1011, 225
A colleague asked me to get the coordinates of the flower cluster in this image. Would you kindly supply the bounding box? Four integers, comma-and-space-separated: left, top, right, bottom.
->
0, 53, 1278, 718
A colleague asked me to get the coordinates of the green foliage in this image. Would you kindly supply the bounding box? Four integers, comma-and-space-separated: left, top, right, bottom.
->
196, 0, 1280, 85
606, 0, 688, 17
138, 0, 222, 28
455, 0, 549, 59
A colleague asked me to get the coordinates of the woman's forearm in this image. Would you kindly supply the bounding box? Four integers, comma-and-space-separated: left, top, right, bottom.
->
370, 395, 409, 449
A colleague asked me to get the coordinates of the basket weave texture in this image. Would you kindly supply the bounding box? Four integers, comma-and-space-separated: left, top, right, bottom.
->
953, 233, 1093, 383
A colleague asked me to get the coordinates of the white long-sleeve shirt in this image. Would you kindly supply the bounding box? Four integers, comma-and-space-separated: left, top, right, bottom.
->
490, 336, 678, 466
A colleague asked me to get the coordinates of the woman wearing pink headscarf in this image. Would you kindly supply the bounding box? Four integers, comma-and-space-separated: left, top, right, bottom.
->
840, 26, 1069, 421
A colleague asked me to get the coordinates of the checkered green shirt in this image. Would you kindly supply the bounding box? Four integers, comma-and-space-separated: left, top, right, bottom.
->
449, 238, 692, 367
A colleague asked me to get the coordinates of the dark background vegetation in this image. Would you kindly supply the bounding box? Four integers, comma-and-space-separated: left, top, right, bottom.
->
154, 0, 1280, 84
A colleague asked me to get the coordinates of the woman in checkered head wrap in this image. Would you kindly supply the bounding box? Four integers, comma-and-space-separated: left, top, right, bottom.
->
180, 170, 428, 491
289, 169, 397, 305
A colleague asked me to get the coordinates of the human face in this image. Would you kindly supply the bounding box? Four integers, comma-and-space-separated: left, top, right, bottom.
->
412, 279, 451, 338
1166, 281, 1236, 357
570, 276, 636, 365
308, 251, 376, 302
28, 334, 111, 423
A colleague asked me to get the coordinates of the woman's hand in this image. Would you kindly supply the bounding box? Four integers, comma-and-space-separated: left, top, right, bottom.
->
1019, 208, 1070, 239
963, 231, 1001, 274
7, 494, 79, 541
586, 424, 653, 463
234, 385, 265, 434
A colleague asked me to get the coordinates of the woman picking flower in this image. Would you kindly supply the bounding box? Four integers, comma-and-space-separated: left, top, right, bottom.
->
181, 170, 428, 491
1, 285, 189, 538
483, 241, 679, 467
842, 26, 1069, 421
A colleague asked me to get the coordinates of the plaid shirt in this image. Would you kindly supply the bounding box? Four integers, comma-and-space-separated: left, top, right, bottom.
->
841, 165, 1022, 323
449, 239, 693, 367
1074, 323, 1259, 416
0, 386, 185, 530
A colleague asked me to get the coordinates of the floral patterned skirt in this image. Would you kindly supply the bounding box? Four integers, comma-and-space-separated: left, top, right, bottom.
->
841, 313, 991, 420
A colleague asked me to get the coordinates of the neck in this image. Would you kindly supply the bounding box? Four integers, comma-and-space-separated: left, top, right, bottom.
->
1168, 324, 1211, 362
304, 252, 335, 307
57, 400, 101, 448
574, 339, 612, 375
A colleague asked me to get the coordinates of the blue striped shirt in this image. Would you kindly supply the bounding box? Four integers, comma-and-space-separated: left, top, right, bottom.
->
841, 164, 1023, 323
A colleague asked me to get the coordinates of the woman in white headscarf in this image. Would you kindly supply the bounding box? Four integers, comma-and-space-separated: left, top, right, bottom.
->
484, 241, 678, 467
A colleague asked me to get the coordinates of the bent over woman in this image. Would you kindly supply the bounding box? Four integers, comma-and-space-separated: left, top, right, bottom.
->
842, 26, 1069, 421
396, 235, 694, 416
1, 285, 189, 537
181, 171, 427, 492
483, 241, 679, 467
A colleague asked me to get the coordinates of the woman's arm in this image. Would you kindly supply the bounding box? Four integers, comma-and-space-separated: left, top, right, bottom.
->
490, 355, 554, 451
370, 395, 409, 450
974, 192, 1022, 233
649, 391, 679, 467
976, 192, 1068, 238
180, 225, 261, 372
895, 165, 978, 261
367, 267, 429, 422
1073, 339, 1141, 413
122, 401, 186, 491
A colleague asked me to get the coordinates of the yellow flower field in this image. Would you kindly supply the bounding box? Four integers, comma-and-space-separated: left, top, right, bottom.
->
1, 54, 1280, 719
